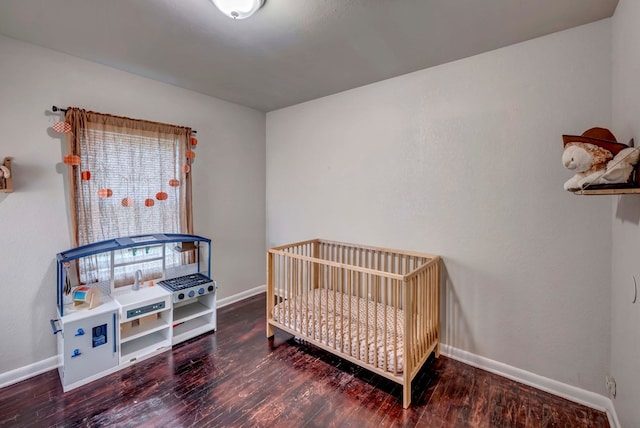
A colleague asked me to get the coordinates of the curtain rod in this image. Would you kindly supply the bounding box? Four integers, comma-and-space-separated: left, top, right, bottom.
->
51, 106, 197, 134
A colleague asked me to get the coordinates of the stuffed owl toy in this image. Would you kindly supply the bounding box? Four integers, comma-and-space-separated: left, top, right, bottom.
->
562, 142, 612, 191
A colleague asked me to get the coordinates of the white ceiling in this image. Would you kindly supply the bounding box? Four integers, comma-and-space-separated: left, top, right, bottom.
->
0, 0, 619, 112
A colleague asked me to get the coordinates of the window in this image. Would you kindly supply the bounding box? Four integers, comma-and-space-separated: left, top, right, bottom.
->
65, 108, 193, 287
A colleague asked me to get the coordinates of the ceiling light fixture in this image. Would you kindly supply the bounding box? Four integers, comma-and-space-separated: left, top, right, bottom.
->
211, 0, 264, 20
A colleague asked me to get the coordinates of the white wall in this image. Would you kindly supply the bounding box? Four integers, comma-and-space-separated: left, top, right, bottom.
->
267, 20, 612, 394
0, 35, 265, 375
611, 0, 640, 425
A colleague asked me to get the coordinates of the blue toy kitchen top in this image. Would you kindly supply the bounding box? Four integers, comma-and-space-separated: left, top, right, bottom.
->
56, 234, 212, 316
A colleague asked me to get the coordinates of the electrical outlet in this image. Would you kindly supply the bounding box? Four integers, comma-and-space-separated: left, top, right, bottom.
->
605, 376, 617, 398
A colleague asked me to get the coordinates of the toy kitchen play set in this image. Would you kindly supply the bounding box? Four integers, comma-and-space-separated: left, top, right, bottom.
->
51, 234, 216, 391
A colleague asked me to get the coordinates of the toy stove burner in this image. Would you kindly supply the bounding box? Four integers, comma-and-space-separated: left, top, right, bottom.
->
158, 273, 216, 303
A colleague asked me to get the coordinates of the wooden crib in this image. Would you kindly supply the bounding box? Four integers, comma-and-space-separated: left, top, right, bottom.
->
266, 239, 441, 408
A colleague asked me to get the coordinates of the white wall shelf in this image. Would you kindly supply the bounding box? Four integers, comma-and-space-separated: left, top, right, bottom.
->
573, 188, 640, 195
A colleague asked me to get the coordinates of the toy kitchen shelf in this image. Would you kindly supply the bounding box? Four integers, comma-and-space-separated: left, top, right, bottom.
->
114, 285, 173, 365
173, 297, 216, 345
53, 233, 216, 391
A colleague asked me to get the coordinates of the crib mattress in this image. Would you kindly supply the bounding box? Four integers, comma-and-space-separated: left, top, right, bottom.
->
273, 289, 410, 374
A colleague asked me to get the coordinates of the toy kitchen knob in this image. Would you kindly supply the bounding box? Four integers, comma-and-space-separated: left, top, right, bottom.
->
75, 328, 85, 336
188, 290, 195, 298
198, 287, 205, 295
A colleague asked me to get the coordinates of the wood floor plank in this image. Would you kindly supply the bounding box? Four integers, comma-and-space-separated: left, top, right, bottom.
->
0, 293, 610, 427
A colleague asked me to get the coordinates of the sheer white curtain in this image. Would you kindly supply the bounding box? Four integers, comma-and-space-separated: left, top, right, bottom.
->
65, 108, 193, 287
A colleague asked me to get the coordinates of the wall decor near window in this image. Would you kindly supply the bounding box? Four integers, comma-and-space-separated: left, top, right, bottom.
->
98, 188, 113, 198
52, 121, 72, 133
0, 157, 13, 193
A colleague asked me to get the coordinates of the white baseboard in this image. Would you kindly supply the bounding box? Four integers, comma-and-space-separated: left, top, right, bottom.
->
0, 356, 58, 390
217, 284, 266, 309
441, 344, 620, 428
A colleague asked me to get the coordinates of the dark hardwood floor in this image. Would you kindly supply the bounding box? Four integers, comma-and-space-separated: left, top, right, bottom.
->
0, 294, 609, 427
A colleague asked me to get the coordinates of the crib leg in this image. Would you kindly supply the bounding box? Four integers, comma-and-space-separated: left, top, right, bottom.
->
435, 341, 441, 358
266, 251, 275, 339
266, 322, 275, 338
403, 381, 411, 409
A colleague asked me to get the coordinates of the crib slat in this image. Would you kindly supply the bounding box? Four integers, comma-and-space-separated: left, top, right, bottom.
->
333, 269, 342, 349
427, 269, 432, 354
403, 276, 412, 408
308, 259, 313, 338
373, 274, 378, 369
376, 253, 381, 303
355, 265, 361, 365
393, 279, 398, 376
338, 265, 343, 352
313, 258, 318, 338
348, 268, 353, 359
415, 274, 420, 361
431, 267, 435, 352
299, 256, 302, 316
383, 256, 388, 373
365, 274, 370, 364
430, 267, 435, 351
287, 255, 292, 327
420, 270, 424, 354
323, 266, 328, 345
424, 271, 428, 357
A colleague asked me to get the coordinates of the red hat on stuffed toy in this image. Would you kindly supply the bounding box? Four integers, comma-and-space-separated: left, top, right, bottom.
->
562, 127, 628, 155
